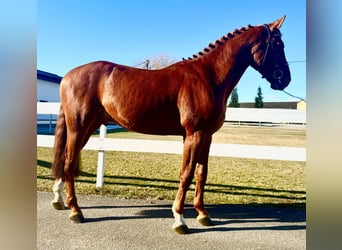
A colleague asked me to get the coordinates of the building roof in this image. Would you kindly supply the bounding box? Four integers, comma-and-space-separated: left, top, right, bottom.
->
37, 70, 62, 83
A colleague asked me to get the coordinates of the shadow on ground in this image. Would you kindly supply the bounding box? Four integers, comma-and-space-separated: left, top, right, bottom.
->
80, 201, 305, 233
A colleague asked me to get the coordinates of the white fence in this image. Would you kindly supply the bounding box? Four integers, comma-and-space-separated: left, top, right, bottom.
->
37, 102, 306, 187
225, 107, 306, 125
37, 102, 61, 114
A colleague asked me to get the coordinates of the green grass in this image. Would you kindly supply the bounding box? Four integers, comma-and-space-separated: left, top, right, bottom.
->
37, 126, 306, 207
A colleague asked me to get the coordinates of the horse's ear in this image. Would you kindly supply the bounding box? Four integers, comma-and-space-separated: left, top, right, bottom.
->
269, 15, 286, 31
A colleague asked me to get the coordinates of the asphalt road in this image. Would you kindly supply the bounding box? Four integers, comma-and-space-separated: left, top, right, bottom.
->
37, 191, 305, 249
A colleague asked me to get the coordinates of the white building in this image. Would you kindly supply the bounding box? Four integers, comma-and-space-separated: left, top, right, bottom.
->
37, 70, 62, 102
37, 70, 63, 133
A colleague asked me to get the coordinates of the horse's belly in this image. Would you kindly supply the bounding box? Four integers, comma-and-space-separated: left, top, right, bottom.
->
114, 108, 184, 136
131, 115, 184, 136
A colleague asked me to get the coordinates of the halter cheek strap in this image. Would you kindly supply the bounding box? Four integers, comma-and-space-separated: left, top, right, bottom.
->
261, 24, 271, 67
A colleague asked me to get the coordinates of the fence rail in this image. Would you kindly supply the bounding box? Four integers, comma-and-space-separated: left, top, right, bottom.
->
37, 102, 306, 187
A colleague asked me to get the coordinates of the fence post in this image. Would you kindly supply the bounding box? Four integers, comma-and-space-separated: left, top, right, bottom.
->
96, 124, 107, 188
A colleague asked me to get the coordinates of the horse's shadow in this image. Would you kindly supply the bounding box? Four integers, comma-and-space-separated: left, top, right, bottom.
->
81, 203, 306, 233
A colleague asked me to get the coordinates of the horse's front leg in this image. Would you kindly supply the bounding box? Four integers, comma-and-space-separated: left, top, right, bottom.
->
194, 136, 213, 229
194, 134, 213, 226
51, 178, 65, 210
172, 131, 203, 234
194, 164, 213, 226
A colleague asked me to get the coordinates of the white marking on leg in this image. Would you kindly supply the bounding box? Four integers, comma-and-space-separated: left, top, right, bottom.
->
52, 178, 64, 203
172, 212, 186, 229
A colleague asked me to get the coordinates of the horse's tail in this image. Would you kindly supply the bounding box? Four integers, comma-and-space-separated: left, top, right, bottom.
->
51, 106, 67, 180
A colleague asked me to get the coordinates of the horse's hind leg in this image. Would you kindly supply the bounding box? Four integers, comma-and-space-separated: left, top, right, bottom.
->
62, 130, 84, 223
64, 114, 103, 223
51, 107, 67, 210
51, 178, 65, 210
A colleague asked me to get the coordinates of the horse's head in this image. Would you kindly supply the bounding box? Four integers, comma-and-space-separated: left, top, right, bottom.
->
251, 16, 291, 90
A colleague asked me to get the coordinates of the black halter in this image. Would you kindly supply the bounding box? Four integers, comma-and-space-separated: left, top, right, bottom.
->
260, 24, 285, 82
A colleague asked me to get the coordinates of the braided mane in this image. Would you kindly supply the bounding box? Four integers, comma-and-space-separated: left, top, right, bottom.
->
183, 24, 255, 61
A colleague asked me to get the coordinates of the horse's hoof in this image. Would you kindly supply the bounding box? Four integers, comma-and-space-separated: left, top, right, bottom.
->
69, 211, 84, 223
197, 216, 213, 226
172, 224, 190, 234
51, 201, 65, 210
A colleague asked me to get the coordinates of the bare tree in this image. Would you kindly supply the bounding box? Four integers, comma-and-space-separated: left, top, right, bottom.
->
135, 54, 177, 69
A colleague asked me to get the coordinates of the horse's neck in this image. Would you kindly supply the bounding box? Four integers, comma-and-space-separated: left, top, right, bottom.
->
201, 30, 255, 102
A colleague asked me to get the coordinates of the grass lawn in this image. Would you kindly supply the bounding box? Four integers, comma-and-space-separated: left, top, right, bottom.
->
37, 125, 306, 207
97, 125, 306, 147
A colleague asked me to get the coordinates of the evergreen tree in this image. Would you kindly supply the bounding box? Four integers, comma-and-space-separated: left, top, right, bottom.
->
228, 88, 240, 107
254, 86, 264, 108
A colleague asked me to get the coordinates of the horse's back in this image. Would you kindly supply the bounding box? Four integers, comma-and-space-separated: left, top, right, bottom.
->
59, 61, 185, 135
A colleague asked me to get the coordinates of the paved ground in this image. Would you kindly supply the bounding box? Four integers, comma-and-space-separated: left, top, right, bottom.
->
37, 191, 305, 249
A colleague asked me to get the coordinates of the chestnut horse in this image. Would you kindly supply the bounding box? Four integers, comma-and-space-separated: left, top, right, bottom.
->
51, 16, 290, 234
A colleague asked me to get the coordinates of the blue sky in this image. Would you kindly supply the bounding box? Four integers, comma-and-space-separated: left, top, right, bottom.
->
38, 0, 305, 102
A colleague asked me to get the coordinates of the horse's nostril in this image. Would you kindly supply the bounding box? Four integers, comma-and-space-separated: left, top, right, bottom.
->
273, 69, 283, 79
